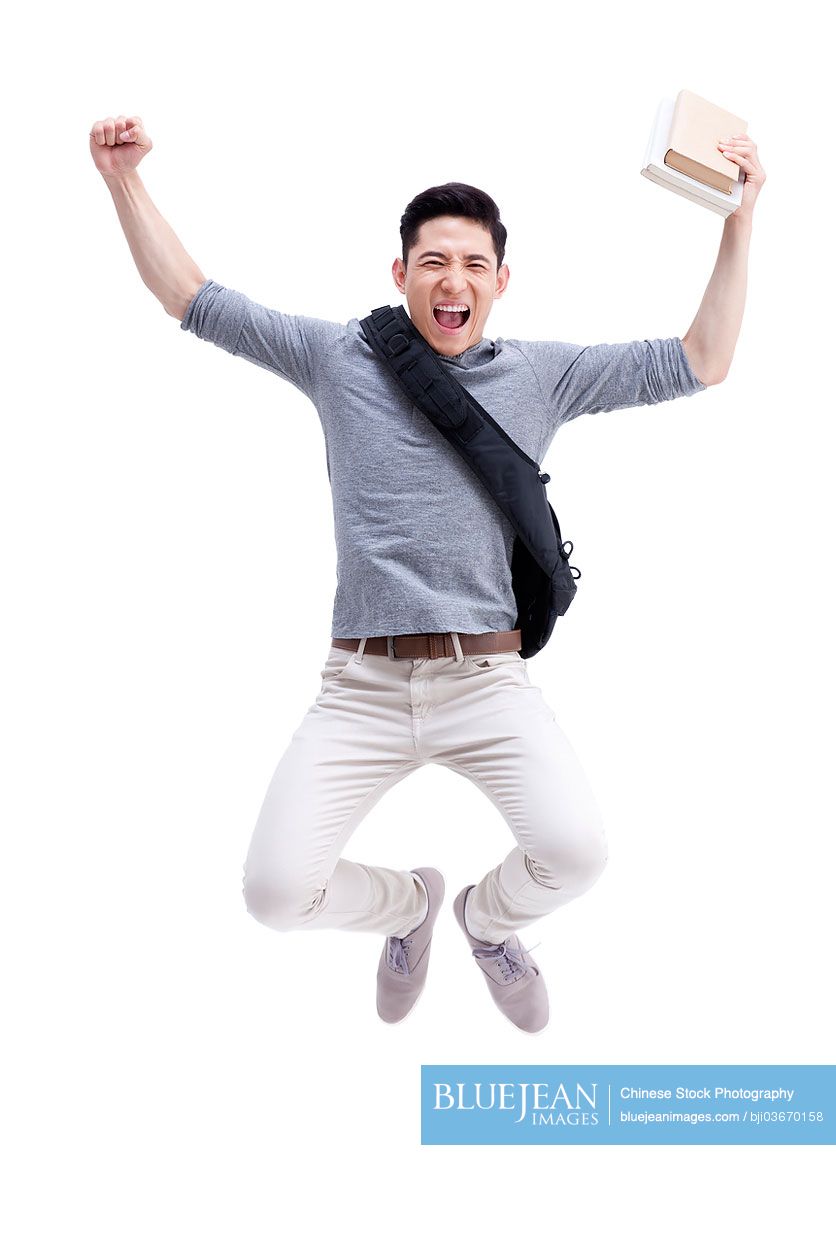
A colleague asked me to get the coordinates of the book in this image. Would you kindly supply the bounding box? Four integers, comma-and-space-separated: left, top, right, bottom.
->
641, 92, 747, 217
667, 89, 748, 193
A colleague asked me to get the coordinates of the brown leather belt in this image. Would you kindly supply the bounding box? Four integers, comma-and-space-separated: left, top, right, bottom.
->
330, 629, 523, 660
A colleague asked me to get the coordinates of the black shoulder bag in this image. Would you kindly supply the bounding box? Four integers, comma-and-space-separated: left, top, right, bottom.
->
359, 304, 580, 659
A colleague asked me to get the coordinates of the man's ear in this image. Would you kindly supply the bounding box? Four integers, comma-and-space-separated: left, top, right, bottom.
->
494, 263, 510, 300
392, 257, 406, 294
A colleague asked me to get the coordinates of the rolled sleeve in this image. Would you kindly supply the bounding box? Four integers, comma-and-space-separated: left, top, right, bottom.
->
180, 278, 246, 352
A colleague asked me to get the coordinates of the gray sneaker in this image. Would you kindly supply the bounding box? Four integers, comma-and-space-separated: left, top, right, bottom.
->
452, 884, 549, 1033
376, 867, 445, 1024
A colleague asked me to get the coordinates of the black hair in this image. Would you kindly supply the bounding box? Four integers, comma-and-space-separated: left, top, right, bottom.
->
399, 182, 507, 270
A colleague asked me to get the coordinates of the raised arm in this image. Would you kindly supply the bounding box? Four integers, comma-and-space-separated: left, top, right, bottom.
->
680, 133, 766, 386
90, 114, 205, 320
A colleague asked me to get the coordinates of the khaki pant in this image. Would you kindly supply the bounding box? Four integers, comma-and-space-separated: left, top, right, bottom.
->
242, 639, 608, 945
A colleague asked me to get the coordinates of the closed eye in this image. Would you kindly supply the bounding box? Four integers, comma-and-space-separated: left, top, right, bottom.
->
422, 260, 487, 270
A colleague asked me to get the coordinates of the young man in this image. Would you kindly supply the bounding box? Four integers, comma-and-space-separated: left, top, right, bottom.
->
91, 114, 764, 1033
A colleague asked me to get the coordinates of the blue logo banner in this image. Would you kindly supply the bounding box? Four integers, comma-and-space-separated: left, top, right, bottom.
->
421, 1066, 836, 1145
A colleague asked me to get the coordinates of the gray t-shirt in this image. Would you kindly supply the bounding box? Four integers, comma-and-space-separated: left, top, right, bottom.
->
180, 279, 706, 637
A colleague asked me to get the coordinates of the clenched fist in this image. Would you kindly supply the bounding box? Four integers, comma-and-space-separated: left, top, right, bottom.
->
89, 115, 153, 178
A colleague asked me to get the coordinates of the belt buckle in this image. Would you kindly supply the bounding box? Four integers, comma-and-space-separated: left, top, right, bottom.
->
386, 632, 455, 661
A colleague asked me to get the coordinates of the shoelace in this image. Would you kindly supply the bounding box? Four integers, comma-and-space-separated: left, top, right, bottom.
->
472, 939, 541, 983
387, 934, 413, 976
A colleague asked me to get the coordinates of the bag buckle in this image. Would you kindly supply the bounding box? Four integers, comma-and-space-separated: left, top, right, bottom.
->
388, 333, 410, 356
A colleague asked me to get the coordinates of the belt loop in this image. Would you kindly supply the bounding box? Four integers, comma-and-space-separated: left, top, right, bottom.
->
356, 636, 367, 664
450, 630, 465, 663
387, 635, 396, 661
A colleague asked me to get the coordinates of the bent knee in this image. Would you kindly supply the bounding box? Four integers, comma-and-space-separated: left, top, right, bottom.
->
529, 822, 608, 892
242, 870, 325, 932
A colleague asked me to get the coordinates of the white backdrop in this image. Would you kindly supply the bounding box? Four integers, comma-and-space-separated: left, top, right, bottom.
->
3, 0, 834, 1249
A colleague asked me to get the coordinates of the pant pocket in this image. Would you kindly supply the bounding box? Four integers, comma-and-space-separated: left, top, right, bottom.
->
465, 651, 526, 673
319, 647, 356, 685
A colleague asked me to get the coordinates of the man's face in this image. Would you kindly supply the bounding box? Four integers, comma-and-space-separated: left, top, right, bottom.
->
391, 215, 510, 356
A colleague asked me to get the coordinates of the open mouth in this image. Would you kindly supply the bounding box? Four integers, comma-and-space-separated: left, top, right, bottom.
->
432, 303, 471, 333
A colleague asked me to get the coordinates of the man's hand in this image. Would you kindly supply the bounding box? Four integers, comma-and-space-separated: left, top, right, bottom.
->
89, 115, 153, 180
716, 134, 766, 221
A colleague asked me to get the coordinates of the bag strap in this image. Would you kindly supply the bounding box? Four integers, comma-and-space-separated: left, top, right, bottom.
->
360, 304, 562, 578
361, 304, 542, 467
